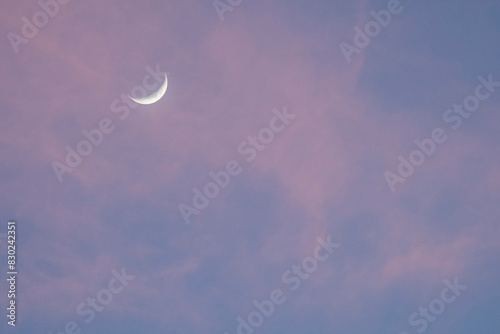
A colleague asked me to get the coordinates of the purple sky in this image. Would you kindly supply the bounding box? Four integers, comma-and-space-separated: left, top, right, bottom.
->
1, 0, 500, 333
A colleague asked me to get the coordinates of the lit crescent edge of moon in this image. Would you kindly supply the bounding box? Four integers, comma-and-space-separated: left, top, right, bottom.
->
129, 73, 168, 105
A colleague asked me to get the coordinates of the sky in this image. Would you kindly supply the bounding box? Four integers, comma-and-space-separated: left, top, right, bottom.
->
0, 0, 499, 333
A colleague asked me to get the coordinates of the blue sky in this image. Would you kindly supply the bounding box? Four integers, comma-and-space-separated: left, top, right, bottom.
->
1, 0, 499, 333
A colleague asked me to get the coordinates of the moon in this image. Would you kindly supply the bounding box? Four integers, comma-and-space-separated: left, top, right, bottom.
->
129, 73, 168, 105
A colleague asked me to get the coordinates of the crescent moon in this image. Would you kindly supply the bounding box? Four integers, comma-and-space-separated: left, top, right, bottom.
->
129, 73, 168, 105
